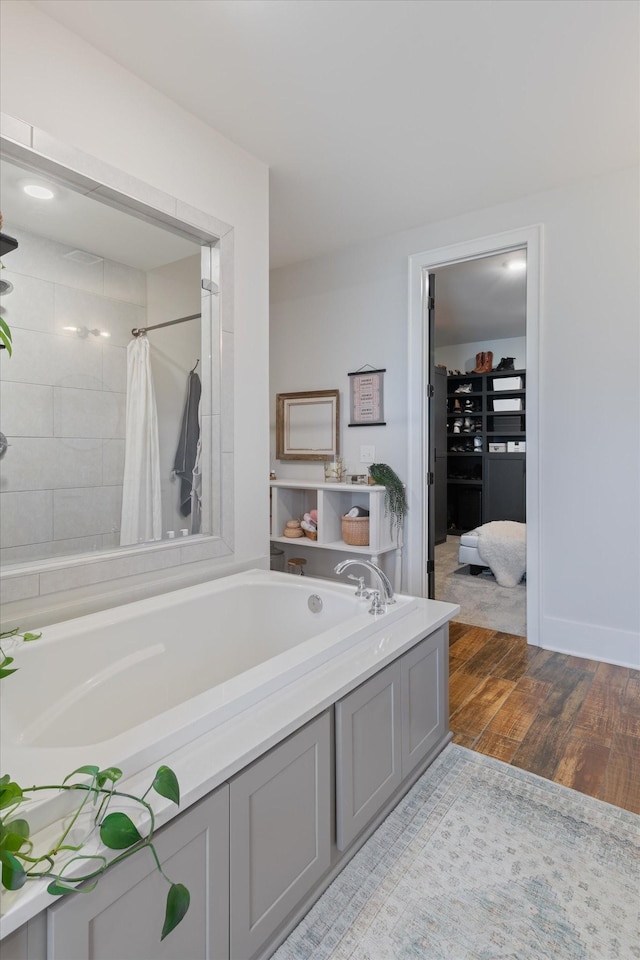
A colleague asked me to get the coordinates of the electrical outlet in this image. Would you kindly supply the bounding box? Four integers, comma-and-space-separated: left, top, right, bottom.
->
360, 445, 375, 463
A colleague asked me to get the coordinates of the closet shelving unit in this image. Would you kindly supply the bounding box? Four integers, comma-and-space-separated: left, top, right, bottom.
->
445, 369, 526, 532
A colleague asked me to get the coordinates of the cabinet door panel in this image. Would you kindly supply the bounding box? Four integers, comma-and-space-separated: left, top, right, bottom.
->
401, 628, 447, 777
229, 711, 331, 960
48, 786, 230, 960
335, 661, 402, 851
484, 455, 526, 523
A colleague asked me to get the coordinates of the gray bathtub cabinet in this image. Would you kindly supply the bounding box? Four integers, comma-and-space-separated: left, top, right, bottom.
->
335, 660, 402, 850
229, 711, 331, 959
47, 785, 230, 960
336, 629, 447, 850
0, 624, 449, 960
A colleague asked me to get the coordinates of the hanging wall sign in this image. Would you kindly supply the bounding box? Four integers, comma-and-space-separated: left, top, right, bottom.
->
348, 366, 386, 426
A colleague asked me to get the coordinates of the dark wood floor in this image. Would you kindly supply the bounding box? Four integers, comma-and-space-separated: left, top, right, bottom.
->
448, 622, 640, 815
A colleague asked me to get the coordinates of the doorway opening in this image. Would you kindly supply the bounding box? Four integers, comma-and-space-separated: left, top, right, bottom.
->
431, 249, 527, 636
407, 226, 541, 645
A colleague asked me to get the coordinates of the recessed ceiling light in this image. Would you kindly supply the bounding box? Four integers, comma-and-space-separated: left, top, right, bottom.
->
21, 182, 56, 200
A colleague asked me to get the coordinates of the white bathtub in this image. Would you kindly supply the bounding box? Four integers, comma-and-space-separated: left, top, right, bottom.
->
1, 569, 417, 791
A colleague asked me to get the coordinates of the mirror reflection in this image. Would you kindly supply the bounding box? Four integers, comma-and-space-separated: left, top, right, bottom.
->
0, 156, 211, 567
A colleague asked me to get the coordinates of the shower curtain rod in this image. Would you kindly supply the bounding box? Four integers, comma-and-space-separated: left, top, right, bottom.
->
131, 312, 201, 338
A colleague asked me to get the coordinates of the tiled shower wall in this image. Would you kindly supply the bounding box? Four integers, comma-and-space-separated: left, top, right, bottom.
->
0, 226, 146, 564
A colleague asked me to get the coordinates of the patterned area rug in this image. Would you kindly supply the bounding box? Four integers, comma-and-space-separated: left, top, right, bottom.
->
275, 745, 639, 960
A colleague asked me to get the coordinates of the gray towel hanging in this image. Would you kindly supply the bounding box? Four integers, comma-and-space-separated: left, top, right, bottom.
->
173, 370, 201, 517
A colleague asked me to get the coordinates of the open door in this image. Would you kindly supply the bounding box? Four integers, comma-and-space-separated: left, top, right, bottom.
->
426, 272, 436, 598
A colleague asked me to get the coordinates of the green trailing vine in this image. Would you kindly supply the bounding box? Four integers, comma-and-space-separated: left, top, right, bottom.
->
0, 630, 190, 941
368, 463, 408, 540
0, 315, 12, 356
0, 627, 41, 678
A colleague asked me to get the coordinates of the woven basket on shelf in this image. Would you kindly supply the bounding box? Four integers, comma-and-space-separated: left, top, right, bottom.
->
341, 516, 369, 546
304, 529, 318, 541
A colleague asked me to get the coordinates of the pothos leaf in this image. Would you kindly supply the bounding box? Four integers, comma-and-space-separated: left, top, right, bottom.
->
0, 850, 26, 890
96, 767, 123, 788
0, 779, 23, 810
47, 879, 78, 896
0, 818, 30, 852
0, 318, 12, 357
152, 766, 180, 806
63, 765, 100, 784
0, 655, 17, 679
22, 632, 42, 642
99, 812, 143, 850
161, 882, 190, 940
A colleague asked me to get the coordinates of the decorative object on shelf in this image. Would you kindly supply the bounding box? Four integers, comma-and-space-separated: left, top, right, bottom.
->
467, 351, 493, 374
287, 557, 307, 575
301, 510, 318, 539
492, 376, 522, 391
348, 474, 368, 484
283, 519, 304, 538
276, 390, 340, 461
348, 365, 386, 427
368, 463, 407, 540
495, 357, 515, 371
323, 456, 346, 482
341, 514, 370, 546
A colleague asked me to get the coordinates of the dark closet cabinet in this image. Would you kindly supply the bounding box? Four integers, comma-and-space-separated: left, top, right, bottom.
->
484, 454, 526, 522
441, 369, 526, 532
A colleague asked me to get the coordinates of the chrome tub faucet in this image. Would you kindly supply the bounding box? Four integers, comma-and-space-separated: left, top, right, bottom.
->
334, 559, 395, 615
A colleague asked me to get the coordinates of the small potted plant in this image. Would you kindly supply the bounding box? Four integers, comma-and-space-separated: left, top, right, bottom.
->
368, 463, 407, 541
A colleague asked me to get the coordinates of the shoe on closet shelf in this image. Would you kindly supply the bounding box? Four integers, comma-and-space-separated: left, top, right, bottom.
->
462, 418, 473, 433
454, 383, 473, 394
452, 419, 463, 434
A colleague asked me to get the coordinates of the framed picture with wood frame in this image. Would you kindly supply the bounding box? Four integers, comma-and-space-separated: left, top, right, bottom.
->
276, 389, 340, 460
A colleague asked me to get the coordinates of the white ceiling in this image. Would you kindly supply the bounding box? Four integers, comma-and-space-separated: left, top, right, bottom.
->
0, 158, 199, 271
433, 250, 526, 346
32, 0, 639, 271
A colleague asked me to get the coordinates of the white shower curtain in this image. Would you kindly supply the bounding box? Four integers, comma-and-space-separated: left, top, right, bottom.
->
120, 336, 162, 546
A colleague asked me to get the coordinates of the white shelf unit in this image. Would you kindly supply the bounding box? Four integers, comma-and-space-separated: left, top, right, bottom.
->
270, 480, 397, 562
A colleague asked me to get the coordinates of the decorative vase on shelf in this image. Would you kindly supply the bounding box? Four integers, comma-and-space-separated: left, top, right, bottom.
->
324, 457, 345, 482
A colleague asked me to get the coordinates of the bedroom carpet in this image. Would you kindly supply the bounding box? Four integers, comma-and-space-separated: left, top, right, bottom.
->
274, 744, 639, 960
435, 536, 526, 636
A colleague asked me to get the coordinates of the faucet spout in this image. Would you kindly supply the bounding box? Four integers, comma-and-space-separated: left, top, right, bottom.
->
334, 559, 395, 611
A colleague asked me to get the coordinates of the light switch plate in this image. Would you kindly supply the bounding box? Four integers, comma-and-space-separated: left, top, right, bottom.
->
360, 445, 375, 463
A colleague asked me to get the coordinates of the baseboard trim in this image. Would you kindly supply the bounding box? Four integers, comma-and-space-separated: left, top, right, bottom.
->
542, 615, 640, 669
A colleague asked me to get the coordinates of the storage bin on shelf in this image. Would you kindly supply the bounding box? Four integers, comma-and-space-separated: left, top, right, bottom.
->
341, 515, 370, 546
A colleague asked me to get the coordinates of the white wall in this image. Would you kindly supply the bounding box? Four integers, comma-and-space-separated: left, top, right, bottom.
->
271, 165, 640, 667
435, 336, 526, 374
0, 0, 269, 618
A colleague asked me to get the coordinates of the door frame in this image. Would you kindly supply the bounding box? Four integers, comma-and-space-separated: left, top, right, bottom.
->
407, 225, 542, 644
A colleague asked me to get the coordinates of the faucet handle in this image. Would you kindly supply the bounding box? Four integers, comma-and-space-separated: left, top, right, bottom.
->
367, 589, 385, 616
347, 574, 368, 597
